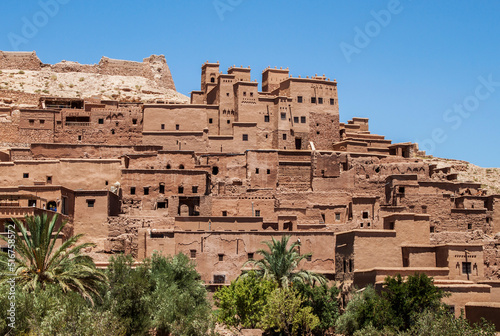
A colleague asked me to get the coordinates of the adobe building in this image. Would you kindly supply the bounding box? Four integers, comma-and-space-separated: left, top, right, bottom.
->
0, 57, 499, 329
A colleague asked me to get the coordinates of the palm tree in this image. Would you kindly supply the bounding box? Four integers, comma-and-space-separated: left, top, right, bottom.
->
244, 235, 326, 287
0, 214, 107, 304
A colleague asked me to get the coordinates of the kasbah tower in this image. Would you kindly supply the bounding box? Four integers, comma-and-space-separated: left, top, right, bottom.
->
0, 50, 499, 326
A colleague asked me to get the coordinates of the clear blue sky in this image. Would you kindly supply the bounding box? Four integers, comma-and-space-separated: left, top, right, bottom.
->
1, 1, 499, 167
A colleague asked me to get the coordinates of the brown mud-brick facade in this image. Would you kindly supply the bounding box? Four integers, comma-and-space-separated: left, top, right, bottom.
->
1, 59, 499, 330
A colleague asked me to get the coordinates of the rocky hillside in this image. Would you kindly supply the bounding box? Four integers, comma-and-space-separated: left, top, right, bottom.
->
0, 51, 189, 106
424, 157, 500, 194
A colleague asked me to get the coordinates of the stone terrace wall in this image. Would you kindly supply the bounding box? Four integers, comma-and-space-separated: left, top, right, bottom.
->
0, 90, 41, 106
0, 51, 42, 70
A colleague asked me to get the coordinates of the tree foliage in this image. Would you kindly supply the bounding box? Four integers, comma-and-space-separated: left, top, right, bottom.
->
402, 308, 496, 336
148, 252, 214, 336
382, 273, 445, 330
335, 273, 494, 336
244, 235, 326, 287
293, 282, 340, 334
102, 254, 152, 335
336, 286, 394, 335
0, 283, 125, 336
214, 271, 277, 329
0, 214, 107, 304
259, 288, 320, 336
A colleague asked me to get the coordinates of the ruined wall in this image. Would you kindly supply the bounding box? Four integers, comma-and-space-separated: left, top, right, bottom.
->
0, 51, 176, 91
0, 90, 40, 107
0, 51, 42, 70
98, 55, 175, 90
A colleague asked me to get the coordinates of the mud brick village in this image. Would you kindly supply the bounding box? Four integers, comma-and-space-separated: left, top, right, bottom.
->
1, 51, 499, 327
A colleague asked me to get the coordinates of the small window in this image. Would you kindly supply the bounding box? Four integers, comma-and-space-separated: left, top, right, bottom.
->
255, 168, 259, 174
40, 119, 45, 124
28, 199, 36, 207
157, 201, 167, 209
311, 97, 316, 104
316, 131, 320, 135
462, 262, 471, 274
130, 187, 136, 195
349, 259, 353, 272
143, 187, 149, 195
159, 183, 165, 194
115, 121, 119, 126
255, 210, 261, 217
166, 164, 171, 169
226, 92, 230, 96
29, 119, 34, 125
210, 77, 215, 83
192, 186, 198, 193
178, 186, 184, 194
362, 211, 369, 219
367, 222, 371, 227
111, 130, 115, 135
86, 199, 95, 208
330, 98, 335, 105
98, 118, 104, 124
176, 124, 179, 130
264, 115, 270, 122
243, 92, 247, 96
360, 223, 364, 228
179, 164, 185, 169
398, 186, 405, 194
486, 218, 491, 224
267, 169, 271, 175
190, 250, 196, 258
213, 274, 226, 284
389, 222, 395, 230
212, 166, 219, 175
306, 255, 312, 262
250, 92, 254, 97
468, 223, 472, 230
293, 116, 299, 123
105, 180, 109, 185
78, 135, 82, 141
297, 96, 303, 103
46, 176, 52, 184
283, 133, 287, 140
281, 112, 286, 120
132, 119, 137, 125
227, 120, 230, 124
161, 124, 165, 130
209, 118, 213, 124
318, 97, 323, 104
335, 213, 341, 221
242, 134, 248, 141
222, 211, 227, 217
321, 213, 326, 223
430, 226, 435, 233
248, 252, 254, 259
301, 116, 306, 123
218, 254, 224, 261
23, 173, 29, 178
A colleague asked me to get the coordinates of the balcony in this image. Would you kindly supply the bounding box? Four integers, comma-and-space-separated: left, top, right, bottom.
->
65, 121, 91, 127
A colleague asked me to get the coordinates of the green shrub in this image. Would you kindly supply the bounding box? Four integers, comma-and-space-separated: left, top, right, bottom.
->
214, 271, 277, 329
